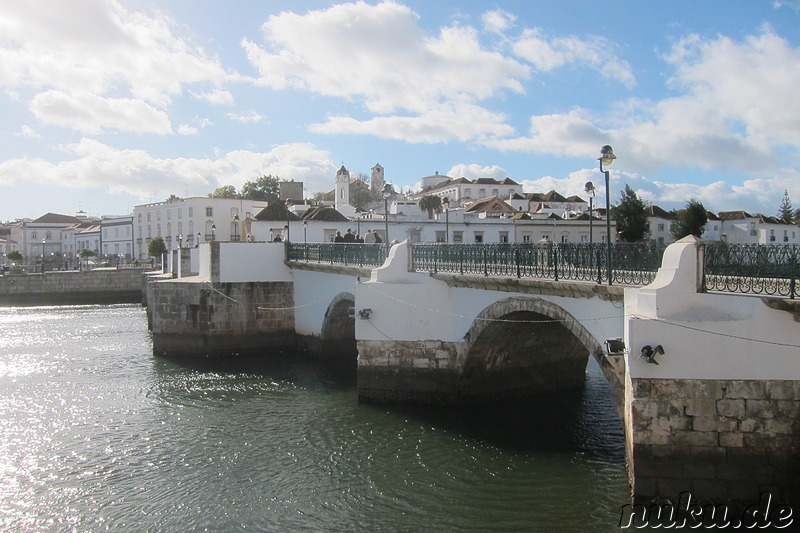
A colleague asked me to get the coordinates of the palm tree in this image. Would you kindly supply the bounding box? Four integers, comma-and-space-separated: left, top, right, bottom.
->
418, 195, 442, 219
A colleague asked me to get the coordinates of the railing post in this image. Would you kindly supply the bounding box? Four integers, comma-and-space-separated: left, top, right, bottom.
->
553, 245, 559, 281
791, 249, 797, 299
596, 248, 603, 284
460, 247, 464, 275
483, 247, 488, 276
515, 247, 521, 278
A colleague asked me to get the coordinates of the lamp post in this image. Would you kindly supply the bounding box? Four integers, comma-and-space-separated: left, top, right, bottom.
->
303, 220, 308, 243
382, 184, 392, 242
584, 181, 596, 247
196, 232, 201, 247
211, 223, 216, 241
598, 145, 616, 285
442, 197, 450, 243
177, 234, 182, 249
232, 214, 239, 242
285, 200, 291, 243
41, 238, 46, 273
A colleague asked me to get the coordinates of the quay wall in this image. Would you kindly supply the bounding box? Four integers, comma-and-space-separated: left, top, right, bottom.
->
0, 268, 148, 305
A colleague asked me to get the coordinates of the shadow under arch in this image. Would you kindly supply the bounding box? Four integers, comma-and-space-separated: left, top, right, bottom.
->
457, 296, 605, 401
319, 292, 357, 359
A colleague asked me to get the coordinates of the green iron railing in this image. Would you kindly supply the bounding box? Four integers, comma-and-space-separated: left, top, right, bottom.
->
286, 241, 799, 297
703, 243, 798, 299
410, 242, 666, 285
286, 242, 389, 268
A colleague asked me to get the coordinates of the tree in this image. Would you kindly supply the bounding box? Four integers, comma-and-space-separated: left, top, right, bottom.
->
209, 185, 238, 199
77, 248, 96, 259
7, 250, 22, 261
240, 175, 280, 201
671, 199, 708, 240
778, 189, 794, 224
165, 194, 181, 203
611, 184, 649, 242
349, 179, 374, 210
418, 195, 442, 219
148, 236, 167, 258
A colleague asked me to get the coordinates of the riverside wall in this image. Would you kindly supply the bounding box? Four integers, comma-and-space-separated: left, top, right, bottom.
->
0, 268, 149, 305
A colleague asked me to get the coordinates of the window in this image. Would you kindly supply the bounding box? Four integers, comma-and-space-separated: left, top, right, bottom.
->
770, 229, 775, 242
147, 213, 151, 222
157, 211, 161, 220
435, 231, 445, 242
138, 213, 142, 222
473, 232, 483, 243
31, 231, 37, 240
479, 188, 486, 198
452, 231, 463, 243
561, 234, 568, 243
784, 230, 789, 242
580, 235, 588, 243
206, 207, 213, 217
178, 208, 182, 219
714, 224, 718, 231
658, 237, 664, 244
657, 223, 665, 232
499, 231, 509, 243
114, 227, 119, 238
522, 234, 531, 243
492, 189, 498, 197
167, 209, 171, 220
464, 188, 471, 198
188, 207, 193, 217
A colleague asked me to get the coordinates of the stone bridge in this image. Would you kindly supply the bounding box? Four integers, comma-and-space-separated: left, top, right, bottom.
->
145, 239, 800, 510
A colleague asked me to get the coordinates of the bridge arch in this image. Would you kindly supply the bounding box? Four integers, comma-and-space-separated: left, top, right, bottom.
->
320, 292, 356, 358
458, 297, 604, 399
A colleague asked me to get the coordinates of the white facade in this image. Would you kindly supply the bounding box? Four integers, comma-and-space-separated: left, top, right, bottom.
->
132, 197, 268, 260
719, 213, 800, 245
101, 215, 134, 259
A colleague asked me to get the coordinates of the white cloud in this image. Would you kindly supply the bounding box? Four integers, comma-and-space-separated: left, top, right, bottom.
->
17, 125, 41, 138
447, 163, 508, 180
0, 139, 338, 198
512, 29, 636, 88
30, 90, 173, 134
191, 89, 235, 105
242, 1, 528, 141
310, 102, 514, 143
227, 110, 266, 123
0, 0, 229, 132
481, 9, 516, 34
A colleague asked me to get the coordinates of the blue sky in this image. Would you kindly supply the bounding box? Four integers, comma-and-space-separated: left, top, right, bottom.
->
2, 0, 799, 221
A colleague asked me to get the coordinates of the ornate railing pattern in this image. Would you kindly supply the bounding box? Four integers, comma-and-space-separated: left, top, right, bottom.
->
703, 243, 798, 298
286, 242, 389, 268
410, 243, 666, 285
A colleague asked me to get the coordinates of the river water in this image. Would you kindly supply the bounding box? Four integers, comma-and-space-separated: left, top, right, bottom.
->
0, 304, 631, 532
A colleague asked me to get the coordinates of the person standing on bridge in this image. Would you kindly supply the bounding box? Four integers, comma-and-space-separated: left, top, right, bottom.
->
364, 230, 376, 244
343, 228, 355, 243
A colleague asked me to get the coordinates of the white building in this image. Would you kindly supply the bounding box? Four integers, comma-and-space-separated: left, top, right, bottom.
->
132, 197, 269, 259
718, 211, 800, 245
410, 174, 522, 207
101, 215, 134, 259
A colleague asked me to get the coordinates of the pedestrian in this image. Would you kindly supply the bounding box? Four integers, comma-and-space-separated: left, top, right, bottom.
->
343, 228, 355, 243
364, 229, 376, 244
334, 231, 343, 243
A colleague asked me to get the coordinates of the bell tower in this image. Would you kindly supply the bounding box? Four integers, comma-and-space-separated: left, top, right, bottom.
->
370, 163, 385, 196
335, 165, 350, 210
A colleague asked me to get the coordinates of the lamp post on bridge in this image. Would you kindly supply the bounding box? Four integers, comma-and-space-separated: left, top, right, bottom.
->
41, 238, 46, 273
442, 197, 450, 243
584, 181, 596, 247
211, 223, 216, 241
382, 183, 392, 243
232, 214, 239, 242
598, 145, 616, 285
285, 200, 292, 243
196, 232, 201, 247
303, 220, 308, 244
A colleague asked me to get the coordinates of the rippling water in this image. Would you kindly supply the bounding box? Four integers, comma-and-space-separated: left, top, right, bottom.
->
0, 304, 630, 532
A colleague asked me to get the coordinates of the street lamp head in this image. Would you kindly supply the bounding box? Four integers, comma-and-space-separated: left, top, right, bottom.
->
211, 223, 216, 230
442, 197, 450, 208
382, 183, 392, 200
233, 214, 239, 222
302, 220, 308, 228
598, 145, 616, 167
584, 181, 596, 195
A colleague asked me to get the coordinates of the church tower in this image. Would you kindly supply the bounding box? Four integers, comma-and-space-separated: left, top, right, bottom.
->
335, 165, 350, 210
370, 163, 385, 196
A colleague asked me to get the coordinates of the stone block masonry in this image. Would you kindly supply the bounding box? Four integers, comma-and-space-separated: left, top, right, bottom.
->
628, 377, 800, 509
0, 269, 147, 305
147, 279, 295, 357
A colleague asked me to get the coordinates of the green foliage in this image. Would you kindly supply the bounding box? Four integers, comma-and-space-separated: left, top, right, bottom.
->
418, 195, 442, 219
240, 175, 280, 201
349, 180, 373, 210
778, 189, 794, 224
6, 250, 23, 261
147, 236, 168, 257
77, 248, 96, 259
165, 194, 181, 203
208, 185, 238, 199
671, 199, 708, 240
611, 184, 649, 242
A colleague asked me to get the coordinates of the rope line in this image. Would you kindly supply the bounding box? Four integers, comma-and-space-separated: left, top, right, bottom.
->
630, 314, 800, 348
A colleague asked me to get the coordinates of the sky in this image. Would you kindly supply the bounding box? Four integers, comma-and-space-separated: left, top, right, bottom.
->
2, 0, 800, 221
